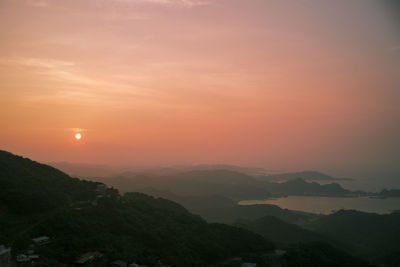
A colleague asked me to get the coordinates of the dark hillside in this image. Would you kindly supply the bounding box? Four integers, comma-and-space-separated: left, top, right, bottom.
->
235, 215, 337, 245
308, 210, 400, 265
0, 150, 98, 214
0, 150, 274, 266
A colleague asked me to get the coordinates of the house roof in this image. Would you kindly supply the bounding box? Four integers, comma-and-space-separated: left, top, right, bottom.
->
32, 236, 49, 242
76, 251, 103, 264
0, 245, 11, 255
111, 260, 127, 267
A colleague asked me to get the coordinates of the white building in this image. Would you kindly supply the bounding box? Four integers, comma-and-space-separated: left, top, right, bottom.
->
96, 183, 107, 194
0, 245, 11, 267
32, 236, 51, 246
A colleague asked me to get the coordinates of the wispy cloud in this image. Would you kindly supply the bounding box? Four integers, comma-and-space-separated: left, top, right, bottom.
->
20, 58, 75, 69
25, 0, 49, 8
0, 57, 90, 85
24, 0, 212, 10
1, 57, 164, 107
114, 0, 212, 7
18, 58, 95, 85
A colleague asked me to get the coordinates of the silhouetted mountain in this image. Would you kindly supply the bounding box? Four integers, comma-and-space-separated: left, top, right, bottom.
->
0, 150, 99, 214
283, 242, 376, 267
177, 164, 272, 176
379, 188, 400, 198
268, 178, 351, 196
54, 163, 361, 198
48, 161, 126, 178
95, 171, 271, 200
95, 172, 364, 201
138, 187, 317, 225
261, 171, 354, 182
0, 150, 380, 266
172, 169, 256, 184
308, 209, 400, 266
235, 215, 335, 245
50, 162, 273, 178
0, 150, 274, 266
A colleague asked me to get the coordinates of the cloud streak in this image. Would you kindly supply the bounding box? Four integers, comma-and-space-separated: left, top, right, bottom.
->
114, 0, 212, 7
18, 58, 94, 85
25, 0, 49, 8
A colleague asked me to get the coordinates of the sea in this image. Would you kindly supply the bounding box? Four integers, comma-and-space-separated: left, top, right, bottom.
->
238, 177, 400, 214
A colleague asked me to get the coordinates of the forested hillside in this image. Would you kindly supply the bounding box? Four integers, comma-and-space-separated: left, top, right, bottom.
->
0, 150, 273, 266
0, 150, 378, 266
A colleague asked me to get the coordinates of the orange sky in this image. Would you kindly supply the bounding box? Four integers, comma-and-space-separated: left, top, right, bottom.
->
1, 0, 399, 179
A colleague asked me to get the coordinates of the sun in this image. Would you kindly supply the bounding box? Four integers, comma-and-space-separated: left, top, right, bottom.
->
75, 133, 82, 140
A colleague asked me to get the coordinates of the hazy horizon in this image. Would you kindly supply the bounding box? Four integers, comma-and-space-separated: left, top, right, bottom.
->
1, 0, 400, 181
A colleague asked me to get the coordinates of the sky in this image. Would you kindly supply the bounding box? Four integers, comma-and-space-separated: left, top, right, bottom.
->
0, 0, 399, 180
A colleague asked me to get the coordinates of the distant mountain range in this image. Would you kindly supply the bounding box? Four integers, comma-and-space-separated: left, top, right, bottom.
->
2, 150, 399, 266
91, 169, 368, 200
0, 150, 273, 266
259, 170, 355, 181
50, 161, 400, 202
47, 161, 129, 178
49, 161, 351, 181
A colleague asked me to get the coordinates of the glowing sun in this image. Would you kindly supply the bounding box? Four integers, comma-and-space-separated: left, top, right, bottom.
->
75, 133, 82, 140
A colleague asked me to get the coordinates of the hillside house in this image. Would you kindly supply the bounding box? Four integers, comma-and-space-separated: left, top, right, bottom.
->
0, 245, 11, 267
16, 254, 30, 263
32, 236, 51, 246
110, 260, 127, 267
96, 183, 107, 194
75, 251, 105, 267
